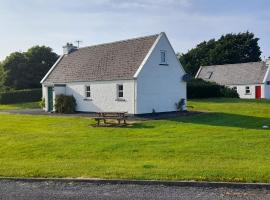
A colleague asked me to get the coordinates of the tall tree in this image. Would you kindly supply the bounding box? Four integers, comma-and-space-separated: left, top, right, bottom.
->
1, 46, 59, 90
179, 32, 262, 76
25, 46, 59, 88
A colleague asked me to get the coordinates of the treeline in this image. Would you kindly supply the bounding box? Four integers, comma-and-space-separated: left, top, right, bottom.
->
0, 46, 59, 92
178, 32, 262, 76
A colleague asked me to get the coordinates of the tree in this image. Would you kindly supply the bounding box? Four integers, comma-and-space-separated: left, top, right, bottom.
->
179, 32, 262, 76
25, 46, 59, 88
0, 62, 4, 92
0, 46, 59, 90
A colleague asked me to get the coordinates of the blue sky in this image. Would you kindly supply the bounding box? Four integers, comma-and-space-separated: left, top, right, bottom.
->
0, 0, 269, 60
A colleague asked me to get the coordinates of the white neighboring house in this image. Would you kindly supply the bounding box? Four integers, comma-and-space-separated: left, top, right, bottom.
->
195, 60, 270, 99
41, 32, 187, 114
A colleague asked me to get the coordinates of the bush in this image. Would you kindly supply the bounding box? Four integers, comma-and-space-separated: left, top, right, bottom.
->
187, 79, 239, 99
55, 95, 76, 113
0, 88, 42, 104
175, 98, 186, 111
39, 98, 45, 108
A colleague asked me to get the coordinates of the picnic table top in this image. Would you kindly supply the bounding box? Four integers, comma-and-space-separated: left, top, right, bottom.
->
97, 112, 127, 114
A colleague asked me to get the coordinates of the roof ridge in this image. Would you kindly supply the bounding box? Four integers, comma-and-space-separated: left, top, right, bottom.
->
202, 61, 263, 68
78, 33, 161, 50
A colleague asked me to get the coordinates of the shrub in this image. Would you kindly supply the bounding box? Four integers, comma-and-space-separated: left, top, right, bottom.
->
187, 79, 239, 99
0, 88, 42, 104
55, 95, 76, 113
39, 98, 45, 108
176, 98, 186, 111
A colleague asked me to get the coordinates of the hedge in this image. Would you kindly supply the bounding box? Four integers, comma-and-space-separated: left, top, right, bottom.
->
187, 79, 239, 99
0, 88, 42, 104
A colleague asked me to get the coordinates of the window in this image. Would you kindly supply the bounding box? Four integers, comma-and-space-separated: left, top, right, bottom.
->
160, 50, 167, 64
267, 81, 270, 85
85, 85, 91, 98
117, 84, 124, 98
245, 86, 251, 94
232, 86, 237, 91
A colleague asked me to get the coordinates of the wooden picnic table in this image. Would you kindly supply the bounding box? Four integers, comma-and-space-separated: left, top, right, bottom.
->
94, 112, 128, 126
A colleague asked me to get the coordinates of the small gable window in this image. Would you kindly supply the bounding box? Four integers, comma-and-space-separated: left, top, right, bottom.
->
245, 86, 251, 94
85, 85, 91, 98
160, 50, 167, 64
117, 84, 124, 98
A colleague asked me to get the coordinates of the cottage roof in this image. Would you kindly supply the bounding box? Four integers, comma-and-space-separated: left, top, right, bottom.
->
42, 33, 160, 83
196, 61, 269, 85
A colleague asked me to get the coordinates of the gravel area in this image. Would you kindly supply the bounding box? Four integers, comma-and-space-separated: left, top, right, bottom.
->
0, 180, 269, 200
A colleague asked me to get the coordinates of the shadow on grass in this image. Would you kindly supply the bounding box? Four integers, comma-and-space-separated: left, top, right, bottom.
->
171, 112, 270, 130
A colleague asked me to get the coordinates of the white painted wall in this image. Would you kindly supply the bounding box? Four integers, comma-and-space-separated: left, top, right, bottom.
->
65, 80, 135, 113
136, 33, 186, 114
228, 84, 261, 99
54, 86, 66, 95
263, 66, 270, 99
42, 85, 48, 111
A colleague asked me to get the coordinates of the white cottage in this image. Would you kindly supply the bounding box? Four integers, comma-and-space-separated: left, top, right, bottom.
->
41, 32, 187, 114
196, 61, 270, 99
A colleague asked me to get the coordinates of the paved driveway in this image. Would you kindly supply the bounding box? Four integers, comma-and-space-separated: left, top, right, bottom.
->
0, 180, 269, 200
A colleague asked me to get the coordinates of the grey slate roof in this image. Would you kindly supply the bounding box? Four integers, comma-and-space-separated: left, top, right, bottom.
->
196, 62, 269, 85
43, 34, 159, 83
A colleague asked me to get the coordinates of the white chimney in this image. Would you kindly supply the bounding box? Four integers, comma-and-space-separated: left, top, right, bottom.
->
266, 58, 270, 66
63, 43, 77, 55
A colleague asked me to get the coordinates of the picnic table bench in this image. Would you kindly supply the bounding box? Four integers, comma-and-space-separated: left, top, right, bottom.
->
94, 112, 127, 126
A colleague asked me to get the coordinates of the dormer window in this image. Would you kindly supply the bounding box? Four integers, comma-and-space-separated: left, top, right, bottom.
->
160, 50, 167, 65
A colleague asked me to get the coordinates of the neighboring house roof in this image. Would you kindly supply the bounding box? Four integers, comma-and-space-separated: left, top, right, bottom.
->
196, 61, 269, 85
42, 33, 160, 83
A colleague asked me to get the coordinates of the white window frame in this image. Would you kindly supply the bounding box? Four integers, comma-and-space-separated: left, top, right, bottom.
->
245, 86, 251, 95
160, 50, 167, 65
117, 84, 124, 99
85, 85, 91, 98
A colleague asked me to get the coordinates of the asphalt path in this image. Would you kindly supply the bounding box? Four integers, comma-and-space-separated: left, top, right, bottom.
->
0, 180, 269, 200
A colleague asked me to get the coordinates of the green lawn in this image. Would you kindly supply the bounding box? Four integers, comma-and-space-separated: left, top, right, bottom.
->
0, 102, 40, 110
0, 98, 269, 182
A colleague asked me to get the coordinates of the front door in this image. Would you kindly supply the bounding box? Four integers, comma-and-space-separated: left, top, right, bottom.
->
47, 87, 53, 112
255, 86, 261, 99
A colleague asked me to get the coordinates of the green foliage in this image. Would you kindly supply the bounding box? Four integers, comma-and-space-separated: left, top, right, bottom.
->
39, 98, 45, 109
0, 102, 40, 110
176, 98, 186, 111
0, 46, 59, 90
179, 32, 261, 76
0, 89, 42, 104
187, 79, 239, 99
55, 95, 77, 113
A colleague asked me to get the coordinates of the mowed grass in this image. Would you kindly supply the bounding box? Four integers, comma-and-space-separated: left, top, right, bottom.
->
0, 98, 269, 182
0, 102, 40, 110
